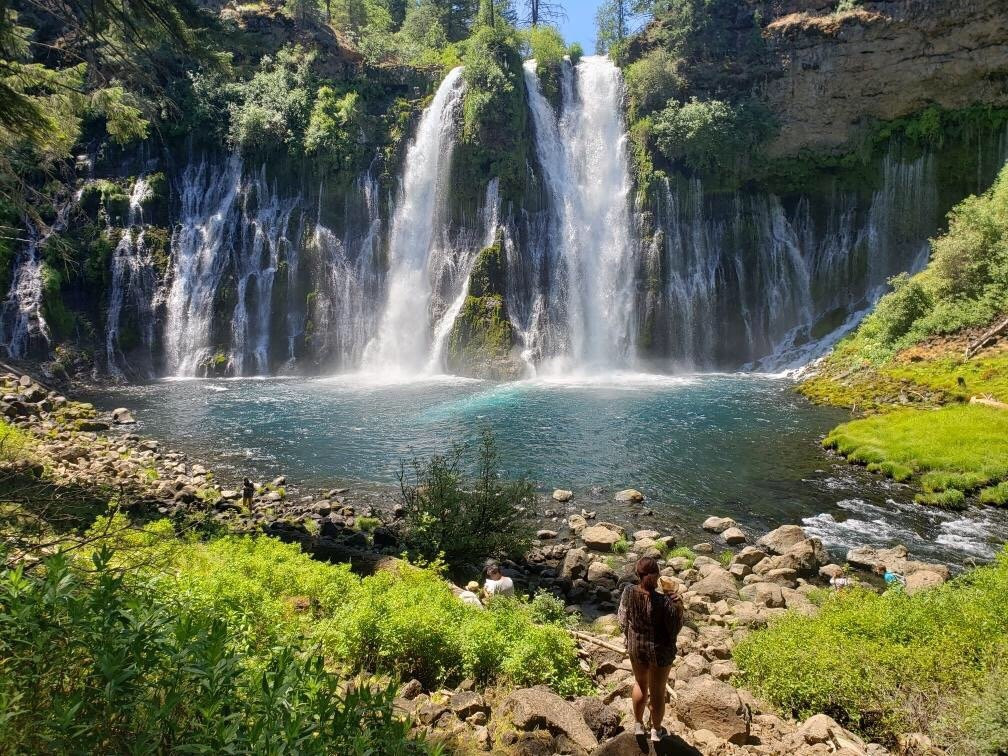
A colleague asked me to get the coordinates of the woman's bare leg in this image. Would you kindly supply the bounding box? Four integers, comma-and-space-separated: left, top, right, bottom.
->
629, 657, 650, 726
647, 664, 673, 730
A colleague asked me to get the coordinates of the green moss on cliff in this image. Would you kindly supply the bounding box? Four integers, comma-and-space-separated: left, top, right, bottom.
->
446, 232, 519, 380
453, 24, 530, 216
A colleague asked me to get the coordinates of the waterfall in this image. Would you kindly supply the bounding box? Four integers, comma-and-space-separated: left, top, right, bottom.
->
644, 148, 943, 370
228, 168, 299, 376
361, 67, 465, 376
309, 172, 383, 369
0, 197, 75, 359
522, 56, 638, 372
105, 175, 159, 377
165, 154, 243, 376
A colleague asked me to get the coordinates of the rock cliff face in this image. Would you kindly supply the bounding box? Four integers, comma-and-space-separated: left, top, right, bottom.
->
762, 0, 1008, 155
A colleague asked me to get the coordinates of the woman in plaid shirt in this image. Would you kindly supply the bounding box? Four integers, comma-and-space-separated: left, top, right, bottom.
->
618, 557, 685, 742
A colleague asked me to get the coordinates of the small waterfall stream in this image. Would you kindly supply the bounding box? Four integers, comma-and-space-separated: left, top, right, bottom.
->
105, 175, 159, 377
0, 197, 76, 359
362, 67, 465, 375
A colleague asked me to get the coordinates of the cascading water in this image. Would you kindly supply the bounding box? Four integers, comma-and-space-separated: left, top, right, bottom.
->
309, 172, 384, 369
0, 197, 76, 359
105, 175, 159, 377
228, 168, 299, 376
165, 154, 243, 376
522, 56, 638, 372
362, 67, 465, 375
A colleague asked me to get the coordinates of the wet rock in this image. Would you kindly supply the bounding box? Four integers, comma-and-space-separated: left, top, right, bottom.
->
553, 489, 574, 502
614, 489, 644, 503
702, 516, 737, 533
757, 524, 808, 555
111, 407, 136, 424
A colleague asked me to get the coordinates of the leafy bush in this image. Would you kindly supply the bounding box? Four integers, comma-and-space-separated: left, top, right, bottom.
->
651, 96, 776, 175
734, 548, 1008, 747
0, 549, 430, 754
525, 25, 566, 67
567, 41, 583, 64
666, 546, 696, 567
305, 86, 363, 172
228, 46, 314, 155
611, 537, 630, 555
398, 431, 536, 568
624, 48, 684, 119
90, 519, 588, 696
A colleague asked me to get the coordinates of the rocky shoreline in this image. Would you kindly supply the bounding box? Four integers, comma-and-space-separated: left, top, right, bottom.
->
0, 368, 957, 755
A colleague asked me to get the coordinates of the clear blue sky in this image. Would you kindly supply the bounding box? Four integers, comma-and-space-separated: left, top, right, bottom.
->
559, 0, 606, 54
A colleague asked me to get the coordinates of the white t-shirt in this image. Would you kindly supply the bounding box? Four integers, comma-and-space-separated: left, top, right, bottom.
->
458, 590, 484, 609
484, 576, 514, 597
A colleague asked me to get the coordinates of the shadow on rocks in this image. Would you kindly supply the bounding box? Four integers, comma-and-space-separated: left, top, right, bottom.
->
593, 731, 702, 756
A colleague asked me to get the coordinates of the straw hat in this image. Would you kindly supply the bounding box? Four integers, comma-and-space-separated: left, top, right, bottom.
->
466, 580, 480, 593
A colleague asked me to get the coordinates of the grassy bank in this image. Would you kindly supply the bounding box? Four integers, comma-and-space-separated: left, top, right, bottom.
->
734, 547, 1008, 753
801, 163, 1008, 507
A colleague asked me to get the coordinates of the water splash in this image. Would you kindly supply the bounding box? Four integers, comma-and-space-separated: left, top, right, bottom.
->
362, 67, 465, 375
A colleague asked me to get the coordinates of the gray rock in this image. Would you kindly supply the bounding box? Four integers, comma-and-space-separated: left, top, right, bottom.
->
757, 524, 808, 555
561, 547, 593, 581
690, 570, 740, 602
676, 676, 750, 744
574, 697, 622, 740
537, 529, 559, 540
111, 407, 136, 424
721, 527, 747, 545
904, 570, 946, 594
503, 687, 599, 753
449, 690, 488, 719
582, 523, 624, 552
553, 489, 574, 502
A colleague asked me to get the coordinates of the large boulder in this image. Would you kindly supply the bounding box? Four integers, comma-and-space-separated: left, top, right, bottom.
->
561, 547, 593, 581
792, 713, 866, 753
732, 546, 768, 568
574, 697, 622, 741
757, 525, 808, 555
721, 527, 747, 545
583, 523, 624, 552
587, 561, 619, 589
739, 582, 784, 609
568, 514, 588, 534
553, 489, 574, 502
904, 570, 946, 595
503, 688, 599, 753
702, 516, 737, 533
689, 570, 740, 602
676, 676, 750, 744
111, 407, 136, 424
846, 545, 908, 573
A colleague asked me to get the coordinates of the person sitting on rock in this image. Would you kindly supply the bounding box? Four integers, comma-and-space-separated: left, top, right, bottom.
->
241, 478, 255, 509
618, 557, 684, 743
483, 563, 514, 598
455, 581, 484, 609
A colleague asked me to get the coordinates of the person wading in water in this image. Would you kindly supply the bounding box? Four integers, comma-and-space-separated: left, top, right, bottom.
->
618, 557, 685, 742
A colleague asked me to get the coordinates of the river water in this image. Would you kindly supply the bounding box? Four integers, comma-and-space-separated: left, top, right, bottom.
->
84, 372, 1008, 567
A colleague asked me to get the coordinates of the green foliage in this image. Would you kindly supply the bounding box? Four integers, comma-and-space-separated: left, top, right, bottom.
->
979, 482, 1008, 507
398, 430, 536, 568
734, 548, 1008, 747
717, 549, 733, 568
567, 42, 583, 64
355, 515, 381, 532
525, 24, 565, 66
824, 405, 1008, 505
624, 48, 684, 121
611, 537, 630, 555
228, 45, 315, 155
666, 546, 696, 567
651, 96, 776, 176
0, 548, 429, 754
305, 86, 364, 174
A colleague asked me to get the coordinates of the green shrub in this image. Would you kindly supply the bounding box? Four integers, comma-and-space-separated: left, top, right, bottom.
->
624, 48, 684, 119
525, 25, 565, 67
979, 482, 1008, 506
651, 96, 776, 176
356, 515, 381, 532
914, 489, 967, 509
611, 537, 630, 555
0, 549, 430, 754
735, 548, 1008, 746
398, 431, 536, 568
304, 86, 363, 173
718, 549, 733, 568
567, 41, 583, 64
